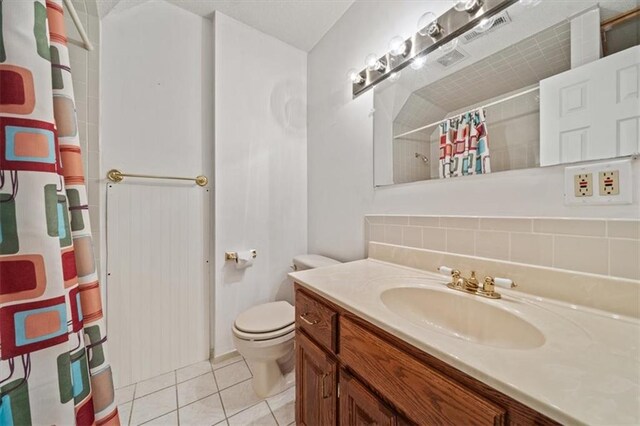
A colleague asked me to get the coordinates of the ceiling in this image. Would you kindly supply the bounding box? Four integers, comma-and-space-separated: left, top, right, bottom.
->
97, 0, 355, 51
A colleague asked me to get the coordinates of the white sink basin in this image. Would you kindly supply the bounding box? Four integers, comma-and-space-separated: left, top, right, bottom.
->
380, 287, 545, 350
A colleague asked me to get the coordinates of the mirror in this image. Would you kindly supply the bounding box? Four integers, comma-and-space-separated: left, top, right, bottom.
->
373, 0, 640, 187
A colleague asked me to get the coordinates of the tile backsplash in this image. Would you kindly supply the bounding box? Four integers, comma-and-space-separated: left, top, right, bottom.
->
365, 215, 640, 280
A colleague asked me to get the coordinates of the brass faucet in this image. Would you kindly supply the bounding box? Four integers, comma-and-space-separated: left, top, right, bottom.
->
439, 267, 517, 299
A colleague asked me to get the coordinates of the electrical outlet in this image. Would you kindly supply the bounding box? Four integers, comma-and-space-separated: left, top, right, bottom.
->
574, 173, 593, 197
599, 170, 620, 195
564, 159, 633, 205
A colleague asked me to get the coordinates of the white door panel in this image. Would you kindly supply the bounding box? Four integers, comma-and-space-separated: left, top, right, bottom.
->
541, 46, 640, 165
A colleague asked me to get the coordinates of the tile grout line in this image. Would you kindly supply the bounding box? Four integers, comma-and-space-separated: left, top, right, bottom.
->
126, 357, 295, 425
211, 358, 244, 372
220, 377, 274, 423
210, 359, 228, 421
175, 370, 180, 426
264, 397, 279, 426
127, 383, 136, 426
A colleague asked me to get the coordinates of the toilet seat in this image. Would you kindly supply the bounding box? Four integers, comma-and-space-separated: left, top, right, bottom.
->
233, 323, 295, 341
233, 301, 295, 341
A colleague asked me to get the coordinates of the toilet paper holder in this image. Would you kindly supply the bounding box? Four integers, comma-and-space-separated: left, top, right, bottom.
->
225, 250, 257, 261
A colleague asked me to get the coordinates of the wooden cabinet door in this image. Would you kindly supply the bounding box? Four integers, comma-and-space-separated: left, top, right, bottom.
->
296, 330, 337, 425
339, 369, 397, 426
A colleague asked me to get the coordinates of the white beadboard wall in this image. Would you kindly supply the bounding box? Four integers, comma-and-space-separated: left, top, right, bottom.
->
101, 0, 214, 382
106, 183, 209, 387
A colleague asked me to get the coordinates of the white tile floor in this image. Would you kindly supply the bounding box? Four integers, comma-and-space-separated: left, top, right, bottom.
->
115, 355, 295, 426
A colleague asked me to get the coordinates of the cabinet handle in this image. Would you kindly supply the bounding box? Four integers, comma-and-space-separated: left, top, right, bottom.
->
321, 373, 331, 399
299, 313, 319, 326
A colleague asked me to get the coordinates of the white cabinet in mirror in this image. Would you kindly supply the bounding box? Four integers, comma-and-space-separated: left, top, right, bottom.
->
373, 0, 640, 187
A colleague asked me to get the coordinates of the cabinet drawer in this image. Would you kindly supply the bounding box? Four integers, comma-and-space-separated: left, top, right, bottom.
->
340, 317, 506, 426
295, 288, 337, 353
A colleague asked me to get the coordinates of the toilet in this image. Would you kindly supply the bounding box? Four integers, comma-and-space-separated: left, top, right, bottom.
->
232, 254, 340, 397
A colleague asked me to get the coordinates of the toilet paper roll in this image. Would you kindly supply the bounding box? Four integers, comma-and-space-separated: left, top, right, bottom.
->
235, 250, 255, 270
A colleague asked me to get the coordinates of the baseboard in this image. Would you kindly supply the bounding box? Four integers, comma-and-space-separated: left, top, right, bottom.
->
210, 349, 240, 363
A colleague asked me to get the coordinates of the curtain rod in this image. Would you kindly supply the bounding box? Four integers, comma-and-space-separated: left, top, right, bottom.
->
62, 0, 94, 51
393, 85, 539, 140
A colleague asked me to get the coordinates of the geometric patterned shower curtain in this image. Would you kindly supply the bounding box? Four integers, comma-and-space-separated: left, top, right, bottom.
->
0, 1, 119, 424
439, 108, 491, 178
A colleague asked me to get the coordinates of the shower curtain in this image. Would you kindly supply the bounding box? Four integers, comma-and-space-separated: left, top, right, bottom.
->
0, 1, 119, 425
438, 109, 491, 178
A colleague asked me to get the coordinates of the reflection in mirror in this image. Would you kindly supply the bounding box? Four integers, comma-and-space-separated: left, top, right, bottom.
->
373, 1, 639, 187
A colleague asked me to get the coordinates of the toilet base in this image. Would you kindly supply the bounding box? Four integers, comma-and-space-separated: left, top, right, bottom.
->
233, 329, 295, 398
246, 359, 287, 397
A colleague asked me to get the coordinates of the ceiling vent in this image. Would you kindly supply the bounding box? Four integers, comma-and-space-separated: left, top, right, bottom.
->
435, 47, 469, 68
460, 10, 512, 44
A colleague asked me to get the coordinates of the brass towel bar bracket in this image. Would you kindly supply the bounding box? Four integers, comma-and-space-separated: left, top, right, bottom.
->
107, 169, 208, 187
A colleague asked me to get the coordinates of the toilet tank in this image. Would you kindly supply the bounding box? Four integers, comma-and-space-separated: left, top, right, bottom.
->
292, 254, 340, 271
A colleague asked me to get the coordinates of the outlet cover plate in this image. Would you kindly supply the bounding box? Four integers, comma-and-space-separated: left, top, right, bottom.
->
574, 173, 593, 197
599, 170, 620, 195
564, 159, 633, 205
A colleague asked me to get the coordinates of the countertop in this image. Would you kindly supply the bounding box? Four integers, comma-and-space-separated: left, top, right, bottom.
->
289, 259, 640, 425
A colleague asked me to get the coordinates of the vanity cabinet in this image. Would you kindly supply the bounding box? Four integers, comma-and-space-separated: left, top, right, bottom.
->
295, 329, 337, 426
294, 284, 560, 426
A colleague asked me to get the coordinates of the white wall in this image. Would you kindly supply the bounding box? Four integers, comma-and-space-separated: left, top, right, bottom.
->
101, 0, 212, 178
101, 0, 214, 352
214, 13, 307, 356
308, 0, 640, 262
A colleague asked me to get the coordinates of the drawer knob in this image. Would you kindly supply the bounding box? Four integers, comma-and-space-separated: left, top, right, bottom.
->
299, 313, 320, 326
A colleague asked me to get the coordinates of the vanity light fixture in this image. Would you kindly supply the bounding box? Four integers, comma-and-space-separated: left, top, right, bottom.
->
349, 0, 518, 98
417, 12, 441, 37
365, 53, 387, 72
389, 36, 408, 56
410, 55, 427, 70
475, 16, 495, 32
347, 68, 365, 84
454, 0, 484, 13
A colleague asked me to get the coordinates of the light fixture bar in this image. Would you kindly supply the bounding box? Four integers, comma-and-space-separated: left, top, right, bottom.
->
351, 0, 518, 98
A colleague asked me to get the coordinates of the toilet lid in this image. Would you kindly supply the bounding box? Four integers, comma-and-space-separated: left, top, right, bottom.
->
235, 301, 294, 334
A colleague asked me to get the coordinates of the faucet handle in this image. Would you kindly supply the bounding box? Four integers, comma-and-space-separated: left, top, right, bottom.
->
438, 266, 461, 278
493, 277, 517, 289
483, 276, 495, 294
438, 266, 453, 276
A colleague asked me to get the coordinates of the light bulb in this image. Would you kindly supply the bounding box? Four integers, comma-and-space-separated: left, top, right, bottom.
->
389, 36, 407, 56
519, 0, 541, 7
454, 0, 482, 13
347, 68, 364, 84
389, 71, 401, 82
475, 16, 495, 32
438, 38, 458, 54
453, 0, 469, 11
365, 53, 379, 70
365, 53, 385, 71
410, 56, 427, 70
417, 12, 437, 36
